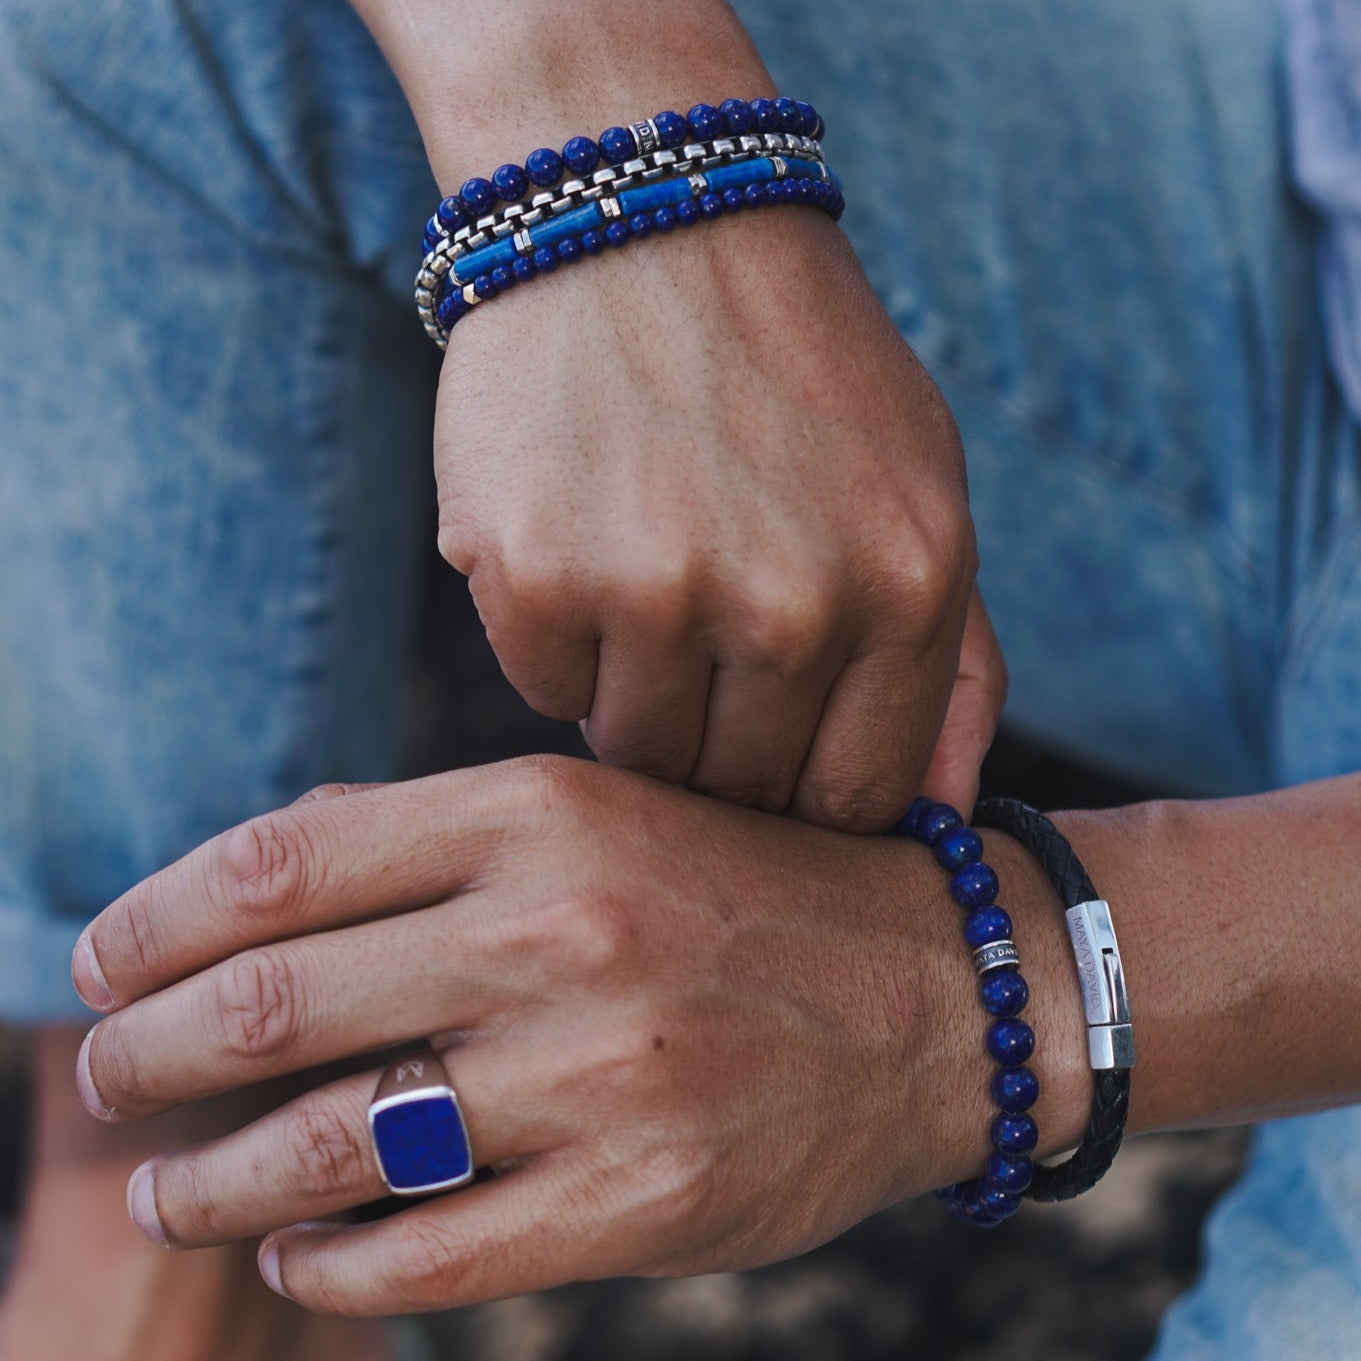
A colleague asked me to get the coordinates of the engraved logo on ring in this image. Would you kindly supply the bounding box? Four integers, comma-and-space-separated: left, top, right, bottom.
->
396, 1060, 426, 1082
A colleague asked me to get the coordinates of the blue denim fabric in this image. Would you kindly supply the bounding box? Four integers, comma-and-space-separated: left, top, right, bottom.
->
1, 0, 1359, 1355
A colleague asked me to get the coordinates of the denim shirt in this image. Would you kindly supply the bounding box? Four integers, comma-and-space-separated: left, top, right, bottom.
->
1284, 0, 1361, 423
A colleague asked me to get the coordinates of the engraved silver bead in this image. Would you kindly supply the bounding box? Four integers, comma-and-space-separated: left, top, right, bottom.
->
971, 941, 1021, 975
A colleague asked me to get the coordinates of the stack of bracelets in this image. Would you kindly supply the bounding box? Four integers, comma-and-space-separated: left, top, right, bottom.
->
413, 96, 842, 348
890, 796, 1135, 1227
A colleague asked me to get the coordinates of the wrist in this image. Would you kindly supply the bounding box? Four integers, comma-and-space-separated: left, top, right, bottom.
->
349, 0, 774, 188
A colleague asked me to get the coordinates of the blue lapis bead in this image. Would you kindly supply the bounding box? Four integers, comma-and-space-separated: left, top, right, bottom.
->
562, 135, 600, 175
556, 236, 583, 263
628, 212, 653, 238
511, 255, 537, 282
918, 802, 963, 847
936, 828, 984, 871
980, 969, 1030, 1017
991, 1066, 1039, 1114
435, 291, 462, 330
525, 147, 564, 187
893, 796, 933, 839
653, 109, 689, 148
764, 182, 785, 206
652, 206, 677, 232
774, 96, 803, 132
986, 1016, 1035, 1066
722, 186, 744, 212
436, 195, 467, 232
675, 199, 700, 227
532, 246, 558, 273
490, 264, 514, 291
687, 103, 723, 140
599, 125, 636, 164
934, 1182, 970, 1204
743, 183, 766, 208
984, 1151, 1034, 1193
719, 98, 755, 134
964, 906, 1012, 948
796, 101, 820, 136
950, 862, 999, 908
698, 192, 724, 219
472, 273, 497, 300
809, 110, 826, 140
604, 221, 631, 247
491, 162, 529, 203
581, 228, 606, 254
991, 1112, 1039, 1156
422, 217, 442, 253
750, 97, 781, 132
459, 177, 496, 216
977, 1184, 1022, 1219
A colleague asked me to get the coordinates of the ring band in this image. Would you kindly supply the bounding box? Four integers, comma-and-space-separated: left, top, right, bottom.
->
368, 1044, 475, 1196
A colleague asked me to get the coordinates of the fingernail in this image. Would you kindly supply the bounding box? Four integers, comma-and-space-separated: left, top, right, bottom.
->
127, 1162, 169, 1248
258, 1237, 287, 1297
75, 1028, 112, 1119
72, 932, 115, 1011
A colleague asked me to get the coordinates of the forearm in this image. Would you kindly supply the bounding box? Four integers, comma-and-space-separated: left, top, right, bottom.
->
346, 0, 774, 185
984, 773, 1361, 1161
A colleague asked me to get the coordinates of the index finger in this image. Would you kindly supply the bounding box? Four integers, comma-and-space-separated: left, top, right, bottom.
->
73, 763, 524, 1012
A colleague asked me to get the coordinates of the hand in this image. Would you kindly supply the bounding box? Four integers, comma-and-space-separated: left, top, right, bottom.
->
436, 211, 1000, 828
72, 759, 1083, 1314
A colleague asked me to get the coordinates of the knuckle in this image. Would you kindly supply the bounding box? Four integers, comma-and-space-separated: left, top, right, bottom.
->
586, 722, 691, 784
285, 1100, 372, 1200
882, 523, 977, 629
89, 1021, 144, 1110
293, 782, 356, 805
115, 890, 164, 977
214, 948, 302, 1061
550, 892, 640, 975
393, 1218, 471, 1308
740, 580, 836, 666
218, 814, 313, 922
158, 1154, 223, 1246
436, 522, 475, 575
799, 776, 902, 834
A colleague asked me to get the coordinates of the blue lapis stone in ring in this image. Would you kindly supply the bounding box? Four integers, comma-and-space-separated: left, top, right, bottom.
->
368, 1047, 475, 1196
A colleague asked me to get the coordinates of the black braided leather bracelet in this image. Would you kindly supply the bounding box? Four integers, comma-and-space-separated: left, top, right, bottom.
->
972, 797, 1135, 1202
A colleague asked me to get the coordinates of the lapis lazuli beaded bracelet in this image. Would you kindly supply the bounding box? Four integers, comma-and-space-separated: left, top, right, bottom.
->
413, 98, 842, 348
890, 797, 1040, 1228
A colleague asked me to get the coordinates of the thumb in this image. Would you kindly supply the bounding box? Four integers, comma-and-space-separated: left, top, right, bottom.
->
918, 587, 1008, 819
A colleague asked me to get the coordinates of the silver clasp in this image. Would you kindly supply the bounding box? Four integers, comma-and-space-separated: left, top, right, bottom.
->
1064, 900, 1136, 1071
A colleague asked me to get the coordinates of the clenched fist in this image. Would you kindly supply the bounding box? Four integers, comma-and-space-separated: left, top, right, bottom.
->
434, 210, 1003, 827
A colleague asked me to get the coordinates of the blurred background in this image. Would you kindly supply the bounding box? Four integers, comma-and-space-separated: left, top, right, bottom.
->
0, 557, 1248, 1360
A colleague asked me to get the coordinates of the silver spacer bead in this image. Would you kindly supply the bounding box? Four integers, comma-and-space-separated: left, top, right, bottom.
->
688, 173, 708, 195
770, 155, 788, 179
971, 941, 1020, 975
512, 227, 533, 254
630, 118, 659, 156
599, 196, 622, 220
739, 134, 764, 155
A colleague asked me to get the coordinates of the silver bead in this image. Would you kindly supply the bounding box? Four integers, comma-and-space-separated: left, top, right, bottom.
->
688, 173, 708, 195
630, 118, 659, 156
512, 228, 533, 254
971, 941, 1020, 975
599, 197, 622, 220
